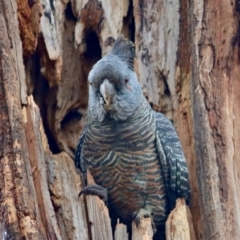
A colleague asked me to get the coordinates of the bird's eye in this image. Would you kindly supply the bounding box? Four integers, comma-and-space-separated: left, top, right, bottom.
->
124, 78, 129, 84
89, 81, 92, 86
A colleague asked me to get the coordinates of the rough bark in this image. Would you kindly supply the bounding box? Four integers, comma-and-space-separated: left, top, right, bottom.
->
190, 0, 240, 239
166, 198, 195, 240
0, 2, 91, 239
1, 0, 240, 239
0, 1, 45, 238
114, 220, 128, 240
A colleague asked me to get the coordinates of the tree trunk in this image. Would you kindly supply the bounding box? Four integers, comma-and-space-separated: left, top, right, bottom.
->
0, 0, 239, 239
190, 1, 240, 239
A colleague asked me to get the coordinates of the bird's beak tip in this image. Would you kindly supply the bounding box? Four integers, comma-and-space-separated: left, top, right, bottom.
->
100, 80, 115, 107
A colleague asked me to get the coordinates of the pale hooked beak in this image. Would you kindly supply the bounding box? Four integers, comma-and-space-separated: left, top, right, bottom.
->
99, 79, 116, 107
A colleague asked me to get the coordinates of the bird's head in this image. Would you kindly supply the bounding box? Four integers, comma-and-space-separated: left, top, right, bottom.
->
87, 36, 143, 122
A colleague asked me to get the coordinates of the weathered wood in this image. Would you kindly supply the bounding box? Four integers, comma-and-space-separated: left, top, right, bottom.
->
47, 151, 89, 240
1, 0, 28, 106
0, 0, 45, 238
166, 198, 195, 240
176, 0, 201, 235
74, 0, 130, 54
38, 0, 88, 157
23, 96, 62, 240
17, 0, 42, 58
114, 219, 128, 240
0, 0, 90, 237
41, 0, 61, 61
25, 96, 89, 240
190, 0, 240, 239
85, 170, 113, 240
133, 0, 179, 117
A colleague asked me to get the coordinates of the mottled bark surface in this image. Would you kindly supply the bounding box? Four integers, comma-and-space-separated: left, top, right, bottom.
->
166, 199, 195, 240
191, 0, 240, 239
0, 1, 88, 239
1, 0, 240, 239
0, 1, 44, 238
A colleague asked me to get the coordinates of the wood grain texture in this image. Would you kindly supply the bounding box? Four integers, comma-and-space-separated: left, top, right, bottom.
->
0, 0, 28, 105
114, 219, 128, 240
41, 0, 62, 61
26, 97, 90, 240
133, 0, 179, 117
47, 151, 88, 240
0, 3, 90, 236
85, 170, 113, 240
17, 0, 42, 58
190, 0, 240, 239
176, 0, 201, 237
0, 1, 45, 238
166, 198, 195, 240
24, 97, 62, 240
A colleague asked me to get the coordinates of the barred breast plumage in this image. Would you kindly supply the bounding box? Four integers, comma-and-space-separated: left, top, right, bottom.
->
81, 105, 168, 226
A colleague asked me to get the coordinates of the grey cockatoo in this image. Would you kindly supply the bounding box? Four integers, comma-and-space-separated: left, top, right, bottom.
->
75, 36, 190, 237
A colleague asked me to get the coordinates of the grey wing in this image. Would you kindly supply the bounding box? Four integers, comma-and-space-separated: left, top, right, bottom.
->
155, 112, 190, 210
74, 125, 88, 179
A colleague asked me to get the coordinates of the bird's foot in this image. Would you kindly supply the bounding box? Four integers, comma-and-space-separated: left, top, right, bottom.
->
132, 208, 157, 233
79, 184, 108, 205
132, 208, 152, 225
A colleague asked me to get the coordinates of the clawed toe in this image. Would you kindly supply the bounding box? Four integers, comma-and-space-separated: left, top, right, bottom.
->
133, 208, 152, 225
132, 208, 156, 233
79, 184, 108, 204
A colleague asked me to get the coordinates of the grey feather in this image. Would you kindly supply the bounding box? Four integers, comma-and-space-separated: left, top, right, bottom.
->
155, 112, 190, 209
111, 35, 135, 70
75, 125, 88, 178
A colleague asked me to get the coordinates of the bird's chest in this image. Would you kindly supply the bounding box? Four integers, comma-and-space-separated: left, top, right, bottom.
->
82, 118, 167, 222
82, 119, 159, 187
